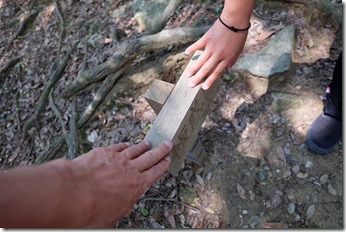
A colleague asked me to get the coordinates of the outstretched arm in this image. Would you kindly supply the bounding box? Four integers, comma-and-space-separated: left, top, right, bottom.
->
0, 140, 172, 228
185, 0, 255, 90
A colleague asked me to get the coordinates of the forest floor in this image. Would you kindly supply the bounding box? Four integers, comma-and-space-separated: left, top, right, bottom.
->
0, 0, 343, 229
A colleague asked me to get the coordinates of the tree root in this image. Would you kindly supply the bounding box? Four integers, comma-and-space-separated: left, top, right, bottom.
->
51, 0, 65, 71
34, 135, 65, 165
22, 42, 78, 138
5, 10, 39, 52
64, 26, 209, 97
0, 56, 22, 80
48, 89, 78, 160
68, 97, 78, 159
148, 0, 184, 34
77, 60, 133, 127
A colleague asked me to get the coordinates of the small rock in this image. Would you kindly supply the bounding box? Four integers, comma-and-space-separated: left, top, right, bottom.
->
305, 161, 313, 169
272, 114, 281, 124
257, 170, 267, 181
287, 194, 295, 200
299, 164, 307, 174
313, 181, 322, 188
294, 214, 301, 222
195, 174, 204, 187
319, 174, 329, 185
284, 146, 291, 155
87, 130, 98, 143
242, 209, 248, 215
287, 203, 295, 215
298, 143, 305, 151
142, 110, 156, 121
151, 222, 164, 228
327, 184, 337, 196
296, 172, 308, 179
259, 158, 266, 168
224, 122, 231, 127
206, 172, 212, 180
250, 192, 255, 201
248, 216, 261, 228
306, 204, 315, 220
282, 170, 292, 178
292, 165, 300, 174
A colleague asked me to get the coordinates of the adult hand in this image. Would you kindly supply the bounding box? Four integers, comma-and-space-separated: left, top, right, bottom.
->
70, 140, 173, 227
184, 18, 248, 90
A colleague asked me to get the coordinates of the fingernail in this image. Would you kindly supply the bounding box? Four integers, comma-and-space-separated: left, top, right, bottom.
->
202, 83, 209, 90
188, 80, 195, 88
125, 142, 131, 146
163, 140, 173, 149
164, 155, 172, 162
185, 49, 191, 55
144, 140, 151, 148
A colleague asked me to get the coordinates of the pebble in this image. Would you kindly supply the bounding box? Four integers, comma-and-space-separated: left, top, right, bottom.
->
250, 192, 255, 201
242, 209, 248, 215
327, 184, 337, 196
224, 122, 231, 127
305, 161, 313, 169
272, 114, 281, 124
299, 164, 307, 174
248, 216, 261, 228
313, 181, 322, 188
294, 214, 301, 222
292, 165, 300, 174
282, 170, 292, 178
319, 174, 329, 185
284, 146, 291, 155
257, 170, 267, 181
206, 172, 212, 180
296, 172, 308, 179
288, 194, 295, 200
298, 143, 305, 151
287, 203, 295, 215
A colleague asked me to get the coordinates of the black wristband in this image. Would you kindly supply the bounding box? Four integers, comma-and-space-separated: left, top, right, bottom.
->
218, 16, 251, 32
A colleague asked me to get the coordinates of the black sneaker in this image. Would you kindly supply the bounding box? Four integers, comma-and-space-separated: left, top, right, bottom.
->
305, 112, 342, 155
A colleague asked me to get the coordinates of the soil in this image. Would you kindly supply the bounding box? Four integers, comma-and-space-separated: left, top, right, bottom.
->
0, 0, 343, 229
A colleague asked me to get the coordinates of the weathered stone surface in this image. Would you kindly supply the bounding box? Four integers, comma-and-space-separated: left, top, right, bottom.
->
271, 92, 303, 111
133, 0, 170, 32
232, 25, 295, 78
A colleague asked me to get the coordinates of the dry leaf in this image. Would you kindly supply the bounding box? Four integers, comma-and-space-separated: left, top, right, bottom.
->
237, 183, 246, 199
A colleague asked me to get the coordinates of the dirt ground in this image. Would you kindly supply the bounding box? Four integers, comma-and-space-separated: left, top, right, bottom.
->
0, 0, 343, 229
